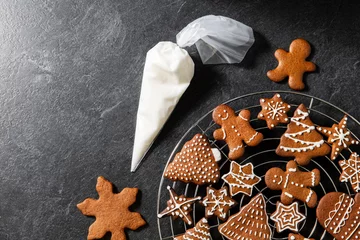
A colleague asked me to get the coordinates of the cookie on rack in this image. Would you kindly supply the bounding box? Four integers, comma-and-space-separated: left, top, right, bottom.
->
174, 218, 211, 240
270, 202, 305, 233
339, 152, 360, 192
200, 186, 237, 221
265, 160, 320, 208
316, 192, 360, 240
288, 233, 315, 240
276, 104, 331, 166
77, 176, 146, 240
164, 133, 221, 185
222, 161, 261, 197
158, 186, 201, 225
218, 193, 271, 240
317, 115, 359, 160
267, 38, 316, 90
213, 104, 263, 160
258, 93, 291, 129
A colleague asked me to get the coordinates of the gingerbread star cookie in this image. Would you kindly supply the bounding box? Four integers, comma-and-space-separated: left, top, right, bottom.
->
222, 162, 261, 197
317, 192, 360, 240
258, 93, 291, 129
288, 233, 315, 240
339, 152, 360, 192
276, 104, 331, 166
200, 186, 237, 221
270, 202, 306, 233
158, 186, 201, 225
164, 134, 221, 185
267, 38, 316, 90
218, 194, 271, 240
213, 104, 263, 160
174, 218, 211, 240
265, 160, 320, 208
77, 176, 146, 240
317, 115, 359, 160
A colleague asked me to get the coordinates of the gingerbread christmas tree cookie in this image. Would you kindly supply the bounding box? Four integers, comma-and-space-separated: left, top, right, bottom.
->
276, 104, 331, 166
200, 186, 237, 221
174, 218, 211, 240
258, 93, 291, 129
317, 115, 359, 160
267, 38, 316, 90
158, 186, 201, 225
339, 152, 360, 192
270, 202, 305, 233
222, 162, 261, 197
164, 134, 221, 185
265, 160, 320, 208
317, 192, 360, 240
77, 176, 146, 240
218, 194, 271, 240
213, 104, 263, 160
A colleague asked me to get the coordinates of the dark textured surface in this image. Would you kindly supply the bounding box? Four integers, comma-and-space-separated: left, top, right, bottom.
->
0, 0, 360, 239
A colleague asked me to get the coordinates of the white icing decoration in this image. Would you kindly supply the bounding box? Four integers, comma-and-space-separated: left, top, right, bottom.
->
222, 162, 261, 196
247, 132, 259, 144
265, 101, 286, 119
306, 191, 313, 203
340, 152, 360, 192
202, 187, 236, 219
221, 111, 229, 121
270, 202, 305, 232
222, 128, 226, 140
239, 114, 248, 121
284, 192, 293, 198
230, 144, 243, 153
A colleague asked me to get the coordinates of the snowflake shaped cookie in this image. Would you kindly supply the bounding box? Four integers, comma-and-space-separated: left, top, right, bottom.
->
339, 152, 360, 192
270, 202, 305, 233
77, 176, 146, 240
200, 186, 237, 221
258, 93, 291, 129
222, 162, 261, 197
317, 115, 359, 160
158, 186, 201, 225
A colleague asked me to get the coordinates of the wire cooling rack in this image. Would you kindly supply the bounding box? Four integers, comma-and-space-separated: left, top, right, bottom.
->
157, 91, 360, 240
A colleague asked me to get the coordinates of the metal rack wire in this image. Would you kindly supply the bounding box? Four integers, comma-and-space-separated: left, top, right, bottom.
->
157, 91, 360, 240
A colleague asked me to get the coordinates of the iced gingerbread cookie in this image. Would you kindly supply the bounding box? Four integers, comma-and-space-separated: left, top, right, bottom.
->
317, 115, 359, 160
276, 104, 331, 166
258, 93, 291, 129
267, 38, 316, 90
265, 160, 320, 208
164, 134, 221, 185
317, 192, 360, 240
174, 218, 211, 240
213, 104, 263, 160
339, 152, 360, 192
200, 186, 237, 221
222, 162, 261, 197
218, 194, 271, 240
270, 202, 305, 232
158, 186, 201, 225
288, 233, 315, 240
77, 176, 146, 240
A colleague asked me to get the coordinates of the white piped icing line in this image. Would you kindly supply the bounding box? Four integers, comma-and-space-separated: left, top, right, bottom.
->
175, 218, 211, 240
247, 132, 259, 144
222, 162, 261, 197
339, 152, 360, 192
270, 201, 306, 232
279, 108, 326, 153
221, 110, 229, 120
201, 187, 236, 220
218, 194, 271, 240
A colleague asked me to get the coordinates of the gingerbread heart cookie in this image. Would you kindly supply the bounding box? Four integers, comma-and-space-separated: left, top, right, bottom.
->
276, 104, 331, 166
317, 192, 360, 240
164, 134, 221, 185
267, 38, 316, 90
213, 104, 263, 160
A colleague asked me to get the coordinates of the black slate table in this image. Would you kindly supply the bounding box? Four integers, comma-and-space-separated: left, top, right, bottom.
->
1, 0, 360, 239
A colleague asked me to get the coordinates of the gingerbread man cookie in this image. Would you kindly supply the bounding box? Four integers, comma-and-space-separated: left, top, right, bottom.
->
265, 160, 320, 208
213, 104, 263, 160
317, 115, 359, 160
258, 93, 291, 129
267, 38, 316, 90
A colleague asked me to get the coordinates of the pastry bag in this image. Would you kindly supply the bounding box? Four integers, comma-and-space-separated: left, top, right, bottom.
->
131, 16, 255, 172
131, 42, 194, 172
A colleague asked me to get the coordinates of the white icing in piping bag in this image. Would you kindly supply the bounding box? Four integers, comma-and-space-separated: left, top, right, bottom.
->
131, 42, 194, 172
